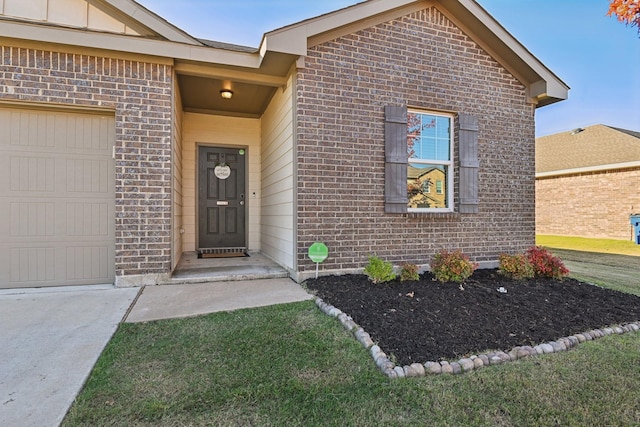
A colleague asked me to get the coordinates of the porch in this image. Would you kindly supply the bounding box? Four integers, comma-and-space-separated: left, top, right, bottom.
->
165, 252, 289, 285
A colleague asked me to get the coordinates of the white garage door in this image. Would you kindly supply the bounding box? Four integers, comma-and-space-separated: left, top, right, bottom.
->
0, 107, 115, 288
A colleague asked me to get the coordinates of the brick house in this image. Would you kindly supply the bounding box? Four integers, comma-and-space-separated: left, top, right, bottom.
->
536, 125, 640, 241
0, 0, 567, 288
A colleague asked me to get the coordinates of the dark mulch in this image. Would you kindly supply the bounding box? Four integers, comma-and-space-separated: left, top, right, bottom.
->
305, 269, 640, 366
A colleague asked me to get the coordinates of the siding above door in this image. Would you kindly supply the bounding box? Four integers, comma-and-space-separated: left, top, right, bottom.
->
0, 107, 115, 288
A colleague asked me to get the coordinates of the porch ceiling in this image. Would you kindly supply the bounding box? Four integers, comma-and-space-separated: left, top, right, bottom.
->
176, 51, 295, 118
178, 75, 277, 118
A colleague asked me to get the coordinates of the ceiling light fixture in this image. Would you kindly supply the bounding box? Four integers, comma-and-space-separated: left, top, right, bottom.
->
220, 89, 233, 99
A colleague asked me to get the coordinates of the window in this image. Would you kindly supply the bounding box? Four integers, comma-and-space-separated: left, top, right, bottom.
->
384, 106, 477, 215
407, 110, 453, 211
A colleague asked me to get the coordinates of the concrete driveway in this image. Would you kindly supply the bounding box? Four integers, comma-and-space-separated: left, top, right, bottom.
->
0, 285, 139, 427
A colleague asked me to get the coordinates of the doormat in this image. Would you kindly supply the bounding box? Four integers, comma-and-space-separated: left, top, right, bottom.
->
197, 248, 248, 259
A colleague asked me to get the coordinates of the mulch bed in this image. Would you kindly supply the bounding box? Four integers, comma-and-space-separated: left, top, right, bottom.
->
305, 269, 640, 366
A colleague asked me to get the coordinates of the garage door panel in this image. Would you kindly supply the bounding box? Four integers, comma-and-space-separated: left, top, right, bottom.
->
66, 246, 111, 281
66, 202, 112, 237
10, 202, 56, 237
0, 107, 115, 288
2, 244, 113, 287
65, 114, 114, 152
4, 200, 113, 239
4, 155, 113, 197
2, 109, 114, 153
9, 247, 57, 283
9, 156, 56, 193
66, 158, 111, 194
4, 110, 55, 150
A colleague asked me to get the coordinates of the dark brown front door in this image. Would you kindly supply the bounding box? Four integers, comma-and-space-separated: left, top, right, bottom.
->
198, 146, 246, 250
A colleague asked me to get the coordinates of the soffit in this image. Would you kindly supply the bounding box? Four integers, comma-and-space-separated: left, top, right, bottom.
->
178, 74, 278, 118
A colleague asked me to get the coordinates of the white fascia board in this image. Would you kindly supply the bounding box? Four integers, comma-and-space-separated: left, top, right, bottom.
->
529, 79, 569, 105
102, 0, 201, 45
0, 20, 262, 69
457, 0, 568, 101
536, 161, 640, 178
261, 0, 415, 55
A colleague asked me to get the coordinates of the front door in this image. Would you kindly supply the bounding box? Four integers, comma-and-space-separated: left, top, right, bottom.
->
198, 146, 246, 250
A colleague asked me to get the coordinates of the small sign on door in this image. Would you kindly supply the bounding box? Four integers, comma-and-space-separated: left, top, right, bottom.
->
214, 164, 231, 180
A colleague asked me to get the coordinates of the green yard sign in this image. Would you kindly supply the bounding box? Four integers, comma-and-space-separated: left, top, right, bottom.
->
308, 242, 328, 278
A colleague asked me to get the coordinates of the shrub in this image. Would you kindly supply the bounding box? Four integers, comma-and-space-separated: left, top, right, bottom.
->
525, 246, 570, 279
430, 250, 478, 283
400, 263, 420, 281
498, 253, 535, 280
364, 256, 396, 284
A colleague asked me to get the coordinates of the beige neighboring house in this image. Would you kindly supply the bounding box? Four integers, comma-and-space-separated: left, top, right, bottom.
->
408, 165, 447, 208
0, 0, 567, 289
536, 124, 640, 241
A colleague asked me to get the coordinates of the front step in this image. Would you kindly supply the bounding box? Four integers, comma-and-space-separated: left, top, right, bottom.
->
166, 251, 290, 285
165, 268, 289, 285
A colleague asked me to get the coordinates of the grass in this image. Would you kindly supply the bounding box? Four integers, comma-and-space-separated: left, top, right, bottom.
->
536, 234, 640, 256
64, 299, 640, 426
536, 235, 640, 296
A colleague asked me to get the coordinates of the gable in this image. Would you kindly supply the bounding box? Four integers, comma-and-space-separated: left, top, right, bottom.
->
0, 0, 200, 44
1, 0, 144, 36
263, 0, 568, 108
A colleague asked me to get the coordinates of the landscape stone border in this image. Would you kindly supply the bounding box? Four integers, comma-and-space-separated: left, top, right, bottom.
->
314, 297, 640, 379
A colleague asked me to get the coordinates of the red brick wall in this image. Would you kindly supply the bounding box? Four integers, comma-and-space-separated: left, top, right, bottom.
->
536, 168, 640, 240
0, 45, 173, 279
295, 7, 536, 274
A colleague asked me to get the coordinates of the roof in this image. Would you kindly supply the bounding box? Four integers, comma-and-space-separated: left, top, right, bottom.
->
263, 0, 569, 107
0, 0, 569, 118
536, 124, 640, 177
0, 0, 569, 113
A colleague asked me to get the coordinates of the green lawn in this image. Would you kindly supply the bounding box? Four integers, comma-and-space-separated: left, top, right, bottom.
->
64, 299, 640, 426
537, 234, 640, 256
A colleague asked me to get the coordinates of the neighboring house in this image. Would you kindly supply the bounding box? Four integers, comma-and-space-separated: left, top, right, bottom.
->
536, 125, 640, 241
408, 165, 447, 209
0, 0, 567, 288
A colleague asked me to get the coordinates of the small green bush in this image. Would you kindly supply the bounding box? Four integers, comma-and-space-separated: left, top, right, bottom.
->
525, 246, 569, 279
364, 256, 396, 284
400, 263, 420, 281
430, 250, 478, 283
498, 253, 535, 280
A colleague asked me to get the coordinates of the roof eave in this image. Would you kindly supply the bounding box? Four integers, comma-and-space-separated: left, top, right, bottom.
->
259, 0, 569, 107
441, 0, 569, 107
536, 161, 640, 178
0, 20, 263, 69
102, 0, 202, 45
530, 79, 569, 107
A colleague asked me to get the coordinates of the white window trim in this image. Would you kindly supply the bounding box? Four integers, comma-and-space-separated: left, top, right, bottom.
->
407, 109, 455, 213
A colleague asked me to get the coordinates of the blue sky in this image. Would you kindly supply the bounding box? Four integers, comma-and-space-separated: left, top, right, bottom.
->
138, 0, 639, 137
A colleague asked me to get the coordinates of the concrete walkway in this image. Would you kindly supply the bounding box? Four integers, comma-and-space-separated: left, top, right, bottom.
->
0, 277, 312, 427
125, 278, 313, 323
0, 285, 139, 427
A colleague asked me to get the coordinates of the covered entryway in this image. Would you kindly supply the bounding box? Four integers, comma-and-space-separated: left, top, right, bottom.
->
197, 145, 246, 256
0, 106, 115, 288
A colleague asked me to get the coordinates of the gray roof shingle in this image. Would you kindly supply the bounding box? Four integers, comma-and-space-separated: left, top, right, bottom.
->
536, 124, 640, 174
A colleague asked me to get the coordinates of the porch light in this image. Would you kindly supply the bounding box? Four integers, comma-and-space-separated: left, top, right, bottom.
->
220, 89, 233, 99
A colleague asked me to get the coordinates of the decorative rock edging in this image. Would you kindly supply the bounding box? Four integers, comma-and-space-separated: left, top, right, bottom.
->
314, 297, 640, 379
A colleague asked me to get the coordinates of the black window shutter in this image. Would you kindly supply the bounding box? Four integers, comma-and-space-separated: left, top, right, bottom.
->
458, 113, 479, 214
384, 105, 408, 213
